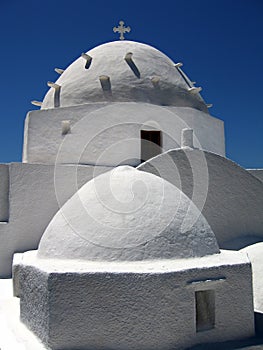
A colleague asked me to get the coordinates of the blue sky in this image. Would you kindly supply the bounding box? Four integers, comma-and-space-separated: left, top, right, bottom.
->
0, 0, 262, 168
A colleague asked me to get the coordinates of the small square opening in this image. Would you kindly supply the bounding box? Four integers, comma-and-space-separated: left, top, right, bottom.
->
140, 130, 162, 162
195, 290, 215, 332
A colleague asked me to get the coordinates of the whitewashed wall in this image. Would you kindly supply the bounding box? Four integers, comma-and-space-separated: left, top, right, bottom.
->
138, 149, 263, 249
23, 102, 225, 165
18, 250, 254, 350
0, 163, 112, 277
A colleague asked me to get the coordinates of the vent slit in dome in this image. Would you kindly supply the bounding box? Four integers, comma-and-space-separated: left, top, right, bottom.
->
99, 75, 112, 92
151, 76, 161, 88
54, 68, 64, 75
175, 66, 192, 88
31, 100, 42, 107
81, 53, 93, 69
124, 52, 140, 78
61, 120, 71, 135
188, 87, 202, 94
47, 82, 61, 108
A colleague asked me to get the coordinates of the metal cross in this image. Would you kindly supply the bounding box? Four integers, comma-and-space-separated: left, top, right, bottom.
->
113, 20, 131, 40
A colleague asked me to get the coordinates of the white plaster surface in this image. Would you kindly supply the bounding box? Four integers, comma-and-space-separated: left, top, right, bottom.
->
241, 243, 263, 313
247, 169, 263, 182
0, 279, 45, 350
23, 103, 225, 165
17, 250, 254, 350
0, 37, 261, 350
0, 164, 9, 222
138, 149, 263, 249
181, 128, 194, 148
17, 248, 251, 274
38, 166, 219, 261
41, 40, 207, 111
0, 162, 112, 277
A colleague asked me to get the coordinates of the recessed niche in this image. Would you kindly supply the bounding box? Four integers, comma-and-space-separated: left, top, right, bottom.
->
61, 120, 71, 135
124, 52, 140, 78
81, 53, 93, 69
195, 290, 215, 332
99, 75, 111, 91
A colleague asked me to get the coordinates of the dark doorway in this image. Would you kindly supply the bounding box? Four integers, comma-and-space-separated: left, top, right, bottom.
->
141, 130, 162, 163
195, 290, 215, 332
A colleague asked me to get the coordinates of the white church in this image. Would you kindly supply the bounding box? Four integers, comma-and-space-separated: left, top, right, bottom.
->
0, 21, 263, 349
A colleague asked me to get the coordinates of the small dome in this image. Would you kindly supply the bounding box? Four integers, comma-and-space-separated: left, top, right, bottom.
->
38, 167, 219, 261
41, 41, 207, 111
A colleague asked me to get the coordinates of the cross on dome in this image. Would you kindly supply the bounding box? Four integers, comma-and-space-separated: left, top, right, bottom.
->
113, 20, 131, 40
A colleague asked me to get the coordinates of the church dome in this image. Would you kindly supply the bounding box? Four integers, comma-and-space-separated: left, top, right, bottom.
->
41, 40, 207, 111
38, 166, 219, 261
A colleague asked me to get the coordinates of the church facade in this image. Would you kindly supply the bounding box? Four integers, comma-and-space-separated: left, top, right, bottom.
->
0, 31, 263, 348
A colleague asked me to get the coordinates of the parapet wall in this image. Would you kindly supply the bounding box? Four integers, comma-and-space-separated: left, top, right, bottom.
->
0, 163, 112, 277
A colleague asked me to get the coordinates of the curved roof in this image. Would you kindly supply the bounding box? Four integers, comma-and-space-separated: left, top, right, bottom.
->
41, 40, 207, 111
38, 166, 219, 261
138, 148, 263, 248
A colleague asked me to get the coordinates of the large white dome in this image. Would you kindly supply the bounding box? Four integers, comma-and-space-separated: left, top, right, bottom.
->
41, 40, 208, 111
38, 166, 219, 261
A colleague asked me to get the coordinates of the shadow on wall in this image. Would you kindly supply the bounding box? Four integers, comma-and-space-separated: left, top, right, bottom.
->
187, 329, 263, 349
223, 236, 263, 250
255, 311, 263, 337
186, 312, 263, 349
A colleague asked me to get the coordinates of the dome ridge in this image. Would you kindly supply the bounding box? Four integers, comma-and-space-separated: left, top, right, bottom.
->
41, 40, 207, 111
